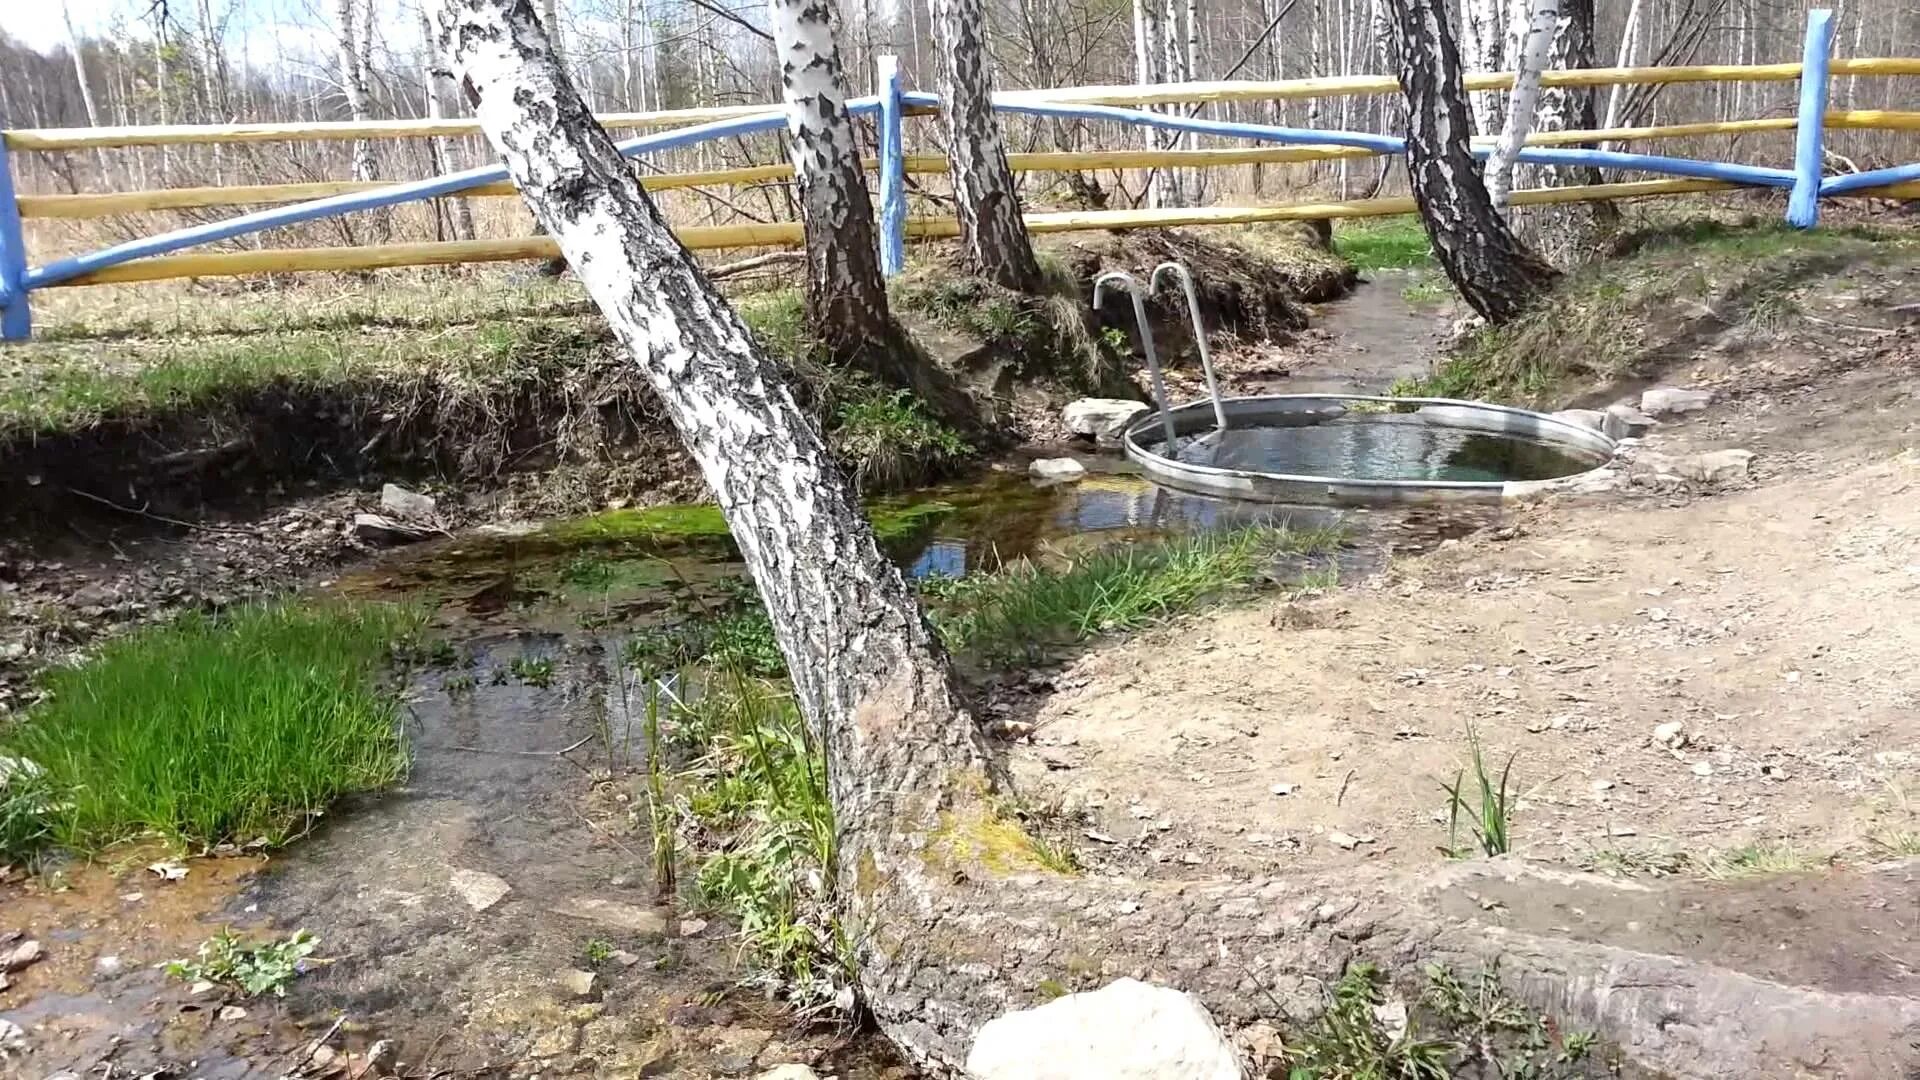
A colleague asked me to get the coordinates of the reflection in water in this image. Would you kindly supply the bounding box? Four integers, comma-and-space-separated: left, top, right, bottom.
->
891, 473, 1332, 579
1171, 414, 1599, 484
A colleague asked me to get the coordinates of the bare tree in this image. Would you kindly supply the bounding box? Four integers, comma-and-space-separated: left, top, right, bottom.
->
932, 0, 1045, 290
417, 3, 477, 240
335, 0, 380, 182
1386, 0, 1558, 321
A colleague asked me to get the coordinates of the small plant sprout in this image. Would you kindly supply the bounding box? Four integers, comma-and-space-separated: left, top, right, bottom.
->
584, 938, 616, 966
508, 655, 556, 688
1439, 725, 1515, 858
165, 928, 320, 997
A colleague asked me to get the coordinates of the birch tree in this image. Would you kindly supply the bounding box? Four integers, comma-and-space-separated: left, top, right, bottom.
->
417, 3, 477, 240
1485, 0, 1558, 208
772, 0, 970, 416
932, 0, 1045, 291
1457, 0, 1506, 135
335, 0, 379, 182
1131, 0, 1175, 207
1385, 0, 1557, 321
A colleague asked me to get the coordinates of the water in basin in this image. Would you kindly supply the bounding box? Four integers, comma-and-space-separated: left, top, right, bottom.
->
1170, 413, 1599, 483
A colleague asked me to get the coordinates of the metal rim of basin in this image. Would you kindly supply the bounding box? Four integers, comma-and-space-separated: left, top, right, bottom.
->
1120, 394, 1620, 506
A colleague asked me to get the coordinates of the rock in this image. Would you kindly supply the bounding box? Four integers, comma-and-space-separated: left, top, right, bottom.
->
352, 513, 432, 545
552, 896, 669, 936
354, 1039, 397, 1079
1653, 721, 1687, 749
1604, 402, 1657, 438
450, 868, 513, 912
380, 484, 437, 522
0, 1018, 26, 1052
753, 1067, 820, 1080
218, 1005, 249, 1021
1691, 761, 1714, 777
966, 978, 1241, 1080
1639, 387, 1713, 416
1, 939, 43, 973
1673, 449, 1753, 484
562, 968, 599, 999
1550, 408, 1608, 433
1029, 458, 1088, 484
610, 949, 642, 967
678, 918, 709, 938
1063, 398, 1149, 446
93, 955, 124, 979
1327, 830, 1375, 851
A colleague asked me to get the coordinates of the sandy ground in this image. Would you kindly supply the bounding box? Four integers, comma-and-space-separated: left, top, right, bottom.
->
1008, 289, 1920, 885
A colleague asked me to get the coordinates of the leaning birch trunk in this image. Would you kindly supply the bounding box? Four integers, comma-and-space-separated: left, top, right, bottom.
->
1158, 0, 1194, 207
1600, 0, 1642, 138
61, 6, 111, 183
770, 0, 973, 419
447, 3, 1920, 1077
1385, 0, 1557, 322
931, 0, 1045, 292
1485, 0, 1559, 209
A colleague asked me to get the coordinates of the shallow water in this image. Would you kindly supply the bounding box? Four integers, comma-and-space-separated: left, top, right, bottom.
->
1171, 414, 1599, 484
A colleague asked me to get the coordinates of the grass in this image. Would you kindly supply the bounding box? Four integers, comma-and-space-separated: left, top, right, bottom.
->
1334, 216, 1435, 272
1396, 218, 1917, 404
668, 671, 844, 1002
0, 601, 419, 865
1698, 842, 1825, 879
831, 389, 972, 489
543, 497, 958, 549
165, 928, 320, 998
1439, 725, 1516, 859
928, 523, 1347, 667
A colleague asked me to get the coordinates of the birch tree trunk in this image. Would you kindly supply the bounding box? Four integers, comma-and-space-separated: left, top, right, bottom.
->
61, 5, 110, 182
932, 0, 1045, 291
1458, 0, 1505, 135
1485, 0, 1557, 209
1385, 0, 1557, 322
1131, 0, 1173, 207
335, 0, 379, 182
418, 5, 477, 241
771, 0, 973, 418
1600, 0, 1642, 135
1159, 0, 1194, 206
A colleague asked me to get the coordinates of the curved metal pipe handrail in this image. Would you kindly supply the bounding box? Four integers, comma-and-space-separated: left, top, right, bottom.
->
1149, 261, 1228, 434
1092, 270, 1178, 451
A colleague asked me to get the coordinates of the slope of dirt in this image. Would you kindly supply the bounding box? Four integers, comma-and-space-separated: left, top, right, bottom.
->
1005, 269, 1920, 890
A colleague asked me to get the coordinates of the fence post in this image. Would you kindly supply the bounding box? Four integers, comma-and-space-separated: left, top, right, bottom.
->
1787, 8, 1836, 229
0, 144, 29, 341
876, 55, 907, 277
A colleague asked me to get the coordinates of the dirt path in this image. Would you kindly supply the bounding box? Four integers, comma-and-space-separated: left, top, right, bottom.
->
1009, 315, 1920, 889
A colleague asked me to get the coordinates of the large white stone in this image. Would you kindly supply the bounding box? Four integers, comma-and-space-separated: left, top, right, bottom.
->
1029, 458, 1089, 484
1063, 398, 1149, 441
1639, 387, 1713, 416
965, 978, 1244, 1080
381, 483, 438, 522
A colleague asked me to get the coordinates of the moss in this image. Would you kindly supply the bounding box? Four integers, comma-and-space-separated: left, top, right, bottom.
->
1036, 978, 1070, 1000
541, 503, 734, 545
926, 802, 1059, 877
869, 498, 956, 542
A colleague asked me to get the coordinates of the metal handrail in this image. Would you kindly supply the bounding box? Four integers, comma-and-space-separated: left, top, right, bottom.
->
1092, 270, 1178, 451
1150, 261, 1229, 435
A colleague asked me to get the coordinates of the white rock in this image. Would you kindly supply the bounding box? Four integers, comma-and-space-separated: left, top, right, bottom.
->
1029, 458, 1088, 484
450, 868, 513, 912
1550, 409, 1608, 433
93, 955, 125, 979
552, 896, 669, 936
1640, 387, 1713, 416
380, 483, 438, 522
561, 968, 598, 999
218, 1005, 249, 1021
1691, 761, 1714, 777
1063, 398, 1150, 442
1652, 721, 1687, 749
753, 1067, 821, 1080
966, 978, 1242, 1080
1673, 449, 1753, 484
1604, 402, 1657, 438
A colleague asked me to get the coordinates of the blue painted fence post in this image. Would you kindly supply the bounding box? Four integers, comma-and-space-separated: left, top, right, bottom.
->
0, 145, 30, 341
876, 55, 907, 277
1787, 8, 1836, 229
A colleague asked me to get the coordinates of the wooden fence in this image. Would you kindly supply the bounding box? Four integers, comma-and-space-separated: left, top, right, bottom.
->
0, 7, 1916, 341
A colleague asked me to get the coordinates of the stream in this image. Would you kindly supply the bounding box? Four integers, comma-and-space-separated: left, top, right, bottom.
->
0, 278, 1465, 1079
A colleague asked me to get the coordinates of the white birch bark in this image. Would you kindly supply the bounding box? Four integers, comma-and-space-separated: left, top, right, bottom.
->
335, 0, 379, 182
61, 4, 111, 181
1486, 0, 1557, 208
1601, 0, 1642, 134
1458, 0, 1506, 135
417, 4, 476, 240
1131, 0, 1173, 207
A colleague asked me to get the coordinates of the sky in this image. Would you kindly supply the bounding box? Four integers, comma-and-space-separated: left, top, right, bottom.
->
1, 0, 423, 68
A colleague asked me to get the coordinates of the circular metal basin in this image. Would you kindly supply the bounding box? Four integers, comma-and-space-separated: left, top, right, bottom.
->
1122, 394, 1618, 505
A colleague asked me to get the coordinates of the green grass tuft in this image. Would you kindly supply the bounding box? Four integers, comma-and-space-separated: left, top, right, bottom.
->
0, 602, 419, 863
830, 389, 972, 490
1439, 724, 1516, 859
1335, 216, 1435, 271
930, 524, 1343, 667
